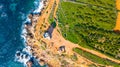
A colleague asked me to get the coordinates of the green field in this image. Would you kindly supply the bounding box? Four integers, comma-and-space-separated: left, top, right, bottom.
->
57, 0, 120, 60
73, 48, 120, 66
76, 0, 115, 9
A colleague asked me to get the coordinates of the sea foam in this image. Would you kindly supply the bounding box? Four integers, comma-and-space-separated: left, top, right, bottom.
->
15, 46, 32, 66
15, 0, 44, 66
33, 0, 44, 13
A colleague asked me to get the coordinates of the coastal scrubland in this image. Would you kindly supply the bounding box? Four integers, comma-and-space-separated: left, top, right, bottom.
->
57, 0, 120, 64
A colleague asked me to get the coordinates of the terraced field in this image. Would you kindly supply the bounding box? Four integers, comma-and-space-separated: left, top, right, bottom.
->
57, 0, 120, 60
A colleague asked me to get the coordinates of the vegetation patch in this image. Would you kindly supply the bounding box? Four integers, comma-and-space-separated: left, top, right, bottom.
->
49, 1, 57, 24
57, 1, 120, 59
73, 48, 120, 67
75, 0, 116, 9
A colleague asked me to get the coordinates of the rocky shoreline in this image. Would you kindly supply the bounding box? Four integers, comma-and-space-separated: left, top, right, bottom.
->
22, 0, 50, 67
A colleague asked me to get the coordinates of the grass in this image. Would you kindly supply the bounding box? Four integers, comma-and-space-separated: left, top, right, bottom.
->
73, 48, 120, 67
57, 0, 120, 60
75, 0, 116, 9
70, 54, 78, 61
49, 0, 57, 24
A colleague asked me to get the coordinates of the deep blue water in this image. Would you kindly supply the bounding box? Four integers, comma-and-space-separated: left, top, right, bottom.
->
0, 0, 41, 67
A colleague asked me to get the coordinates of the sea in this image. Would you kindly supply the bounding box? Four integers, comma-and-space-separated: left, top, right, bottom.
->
0, 0, 44, 67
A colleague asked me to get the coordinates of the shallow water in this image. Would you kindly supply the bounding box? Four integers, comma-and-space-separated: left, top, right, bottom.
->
0, 0, 42, 66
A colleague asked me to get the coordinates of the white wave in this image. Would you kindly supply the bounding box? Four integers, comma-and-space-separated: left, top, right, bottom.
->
16, 53, 30, 66
20, 0, 44, 41
34, 0, 39, 7
22, 28, 27, 35
22, 46, 32, 55
21, 15, 31, 42
19, 11, 31, 23
21, 27, 27, 43
22, 54, 31, 65
15, 46, 32, 66
33, 0, 44, 13
24, 17, 31, 23
16, 0, 44, 66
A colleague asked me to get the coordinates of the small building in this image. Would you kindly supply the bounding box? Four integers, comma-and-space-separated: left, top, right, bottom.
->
43, 31, 51, 40
59, 46, 66, 52
43, 22, 56, 39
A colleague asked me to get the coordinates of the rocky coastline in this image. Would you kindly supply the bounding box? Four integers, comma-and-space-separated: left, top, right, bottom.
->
22, 0, 50, 67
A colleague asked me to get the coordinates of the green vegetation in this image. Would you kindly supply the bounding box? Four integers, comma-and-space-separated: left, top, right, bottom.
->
61, 60, 69, 67
49, 1, 57, 24
73, 48, 120, 66
40, 41, 47, 50
76, 0, 115, 9
57, 0, 120, 60
88, 64, 97, 67
51, 21, 56, 28
70, 54, 78, 61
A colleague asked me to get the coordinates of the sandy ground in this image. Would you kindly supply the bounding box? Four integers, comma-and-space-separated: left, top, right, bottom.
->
114, 0, 120, 31
27, 0, 120, 67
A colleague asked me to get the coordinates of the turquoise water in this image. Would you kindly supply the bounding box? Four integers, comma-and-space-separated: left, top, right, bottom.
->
0, 0, 42, 67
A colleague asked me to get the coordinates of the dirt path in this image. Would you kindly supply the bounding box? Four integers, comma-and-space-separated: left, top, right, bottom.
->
35, 0, 54, 40
114, 0, 120, 31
